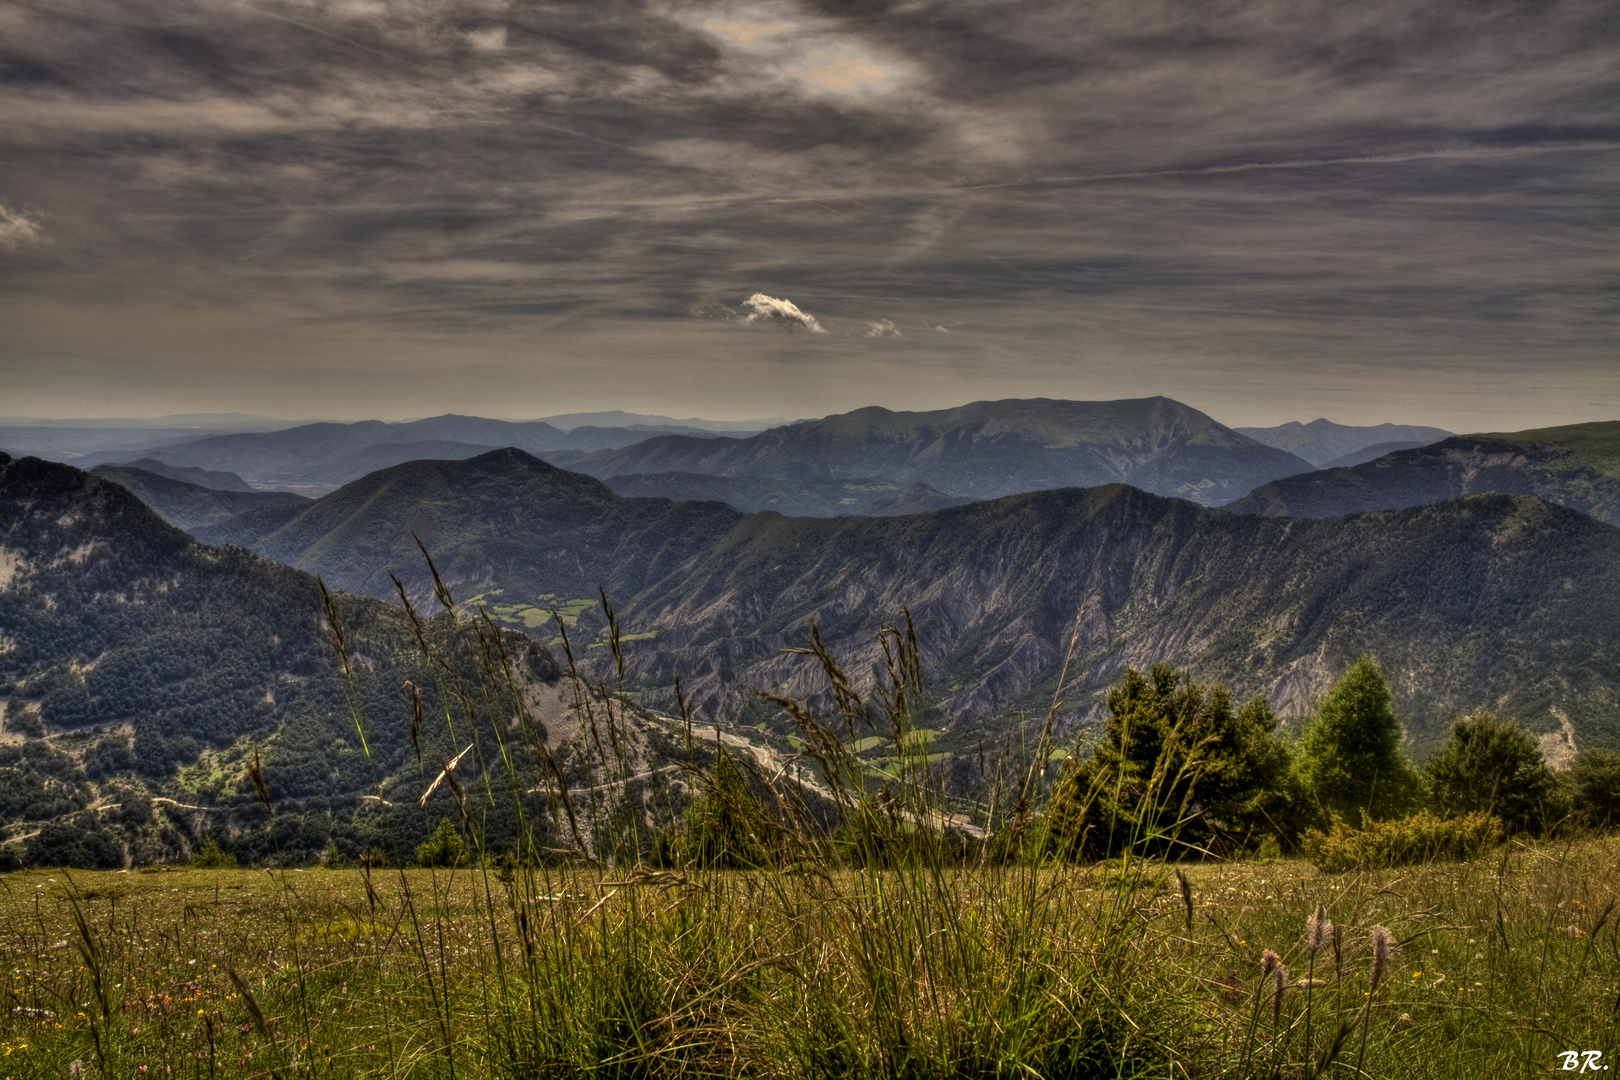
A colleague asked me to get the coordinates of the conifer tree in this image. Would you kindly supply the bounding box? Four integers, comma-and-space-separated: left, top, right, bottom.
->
685, 745, 772, 869
1043, 663, 1295, 860
1425, 712, 1561, 834
415, 816, 465, 868
1567, 748, 1620, 828
1298, 656, 1424, 827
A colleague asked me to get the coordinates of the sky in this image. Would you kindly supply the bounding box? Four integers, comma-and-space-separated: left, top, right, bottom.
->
0, 0, 1616, 431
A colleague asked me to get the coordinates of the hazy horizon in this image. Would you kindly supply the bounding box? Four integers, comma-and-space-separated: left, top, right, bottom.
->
2, 0, 1615, 432
0, 394, 1612, 435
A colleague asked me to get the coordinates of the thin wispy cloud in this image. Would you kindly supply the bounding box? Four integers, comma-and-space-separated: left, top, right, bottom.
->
0, 0, 1612, 425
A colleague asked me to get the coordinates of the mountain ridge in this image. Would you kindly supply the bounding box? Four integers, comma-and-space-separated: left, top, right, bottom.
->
105, 413, 745, 493
1229, 422, 1620, 526
551, 397, 1313, 507
1235, 419, 1453, 467
87, 465, 312, 532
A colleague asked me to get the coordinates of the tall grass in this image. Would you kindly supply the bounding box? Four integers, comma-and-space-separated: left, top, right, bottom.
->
1, 567, 1616, 1077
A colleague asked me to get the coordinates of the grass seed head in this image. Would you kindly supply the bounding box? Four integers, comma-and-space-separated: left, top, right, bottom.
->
1306, 903, 1332, 953
1369, 925, 1395, 988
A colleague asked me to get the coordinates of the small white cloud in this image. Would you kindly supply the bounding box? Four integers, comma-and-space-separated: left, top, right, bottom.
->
0, 201, 44, 251
743, 293, 825, 333
934, 325, 951, 333
866, 319, 902, 338
465, 26, 507, 52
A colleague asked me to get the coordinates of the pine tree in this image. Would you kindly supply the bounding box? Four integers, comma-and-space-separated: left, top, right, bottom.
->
1298, 656, 1424, 827
1043, 663, 1296, 860
1567, 748, 1620, 828
685, 745, 772, 869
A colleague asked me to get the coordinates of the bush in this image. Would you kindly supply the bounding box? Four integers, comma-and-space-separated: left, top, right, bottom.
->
416, 817, 465, 869
191, 837, 236, 869
1300, 810, 1503, 872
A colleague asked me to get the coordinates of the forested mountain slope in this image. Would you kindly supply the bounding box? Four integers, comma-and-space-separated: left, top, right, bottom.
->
89, 465, 311, 532
1229, 422, 1620, 526
207, 450, 1620, 754
619, 487, 1620, 751
551, 397, 1312, 507
0, 453, 569, 866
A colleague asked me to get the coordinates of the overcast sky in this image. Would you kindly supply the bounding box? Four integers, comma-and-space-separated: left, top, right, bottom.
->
0, 0, 1615, 430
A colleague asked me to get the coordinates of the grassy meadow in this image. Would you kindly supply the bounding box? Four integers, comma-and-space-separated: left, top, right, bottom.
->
0, 839, 1616, 1078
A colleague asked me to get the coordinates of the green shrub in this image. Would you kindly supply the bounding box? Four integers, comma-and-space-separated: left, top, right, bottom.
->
416, 817, 465, 869
1301, 810, 1502, 872
190, 838, 236, 869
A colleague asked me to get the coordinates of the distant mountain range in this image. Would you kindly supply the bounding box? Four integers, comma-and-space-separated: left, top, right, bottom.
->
553, 397, 1313, 508
531, 410, 790, 433
602, 474, 971, 516
0, 451, 794, 866
100, 414, 755, 494
1235, 419, 1453, 468
188, 448, 1620, 752
0, 413, 298, 431
1230, 422, 1620, 527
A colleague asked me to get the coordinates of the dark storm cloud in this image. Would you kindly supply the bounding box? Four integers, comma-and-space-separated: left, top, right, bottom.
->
0, 0, 1615, 424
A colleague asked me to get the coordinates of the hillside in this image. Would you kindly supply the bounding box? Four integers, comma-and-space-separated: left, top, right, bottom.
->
117, 458, 255, 491
89, 465, 312, 532
603, 472, 971, 516
0, 452, 581, 867
1318, 440, 1434, 470
621, 489, 1620, 751
217, 451, 1620, 753
551, 397, 1312, 507
1229, 422, 1620, 526
1235, 419, 1452, 467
